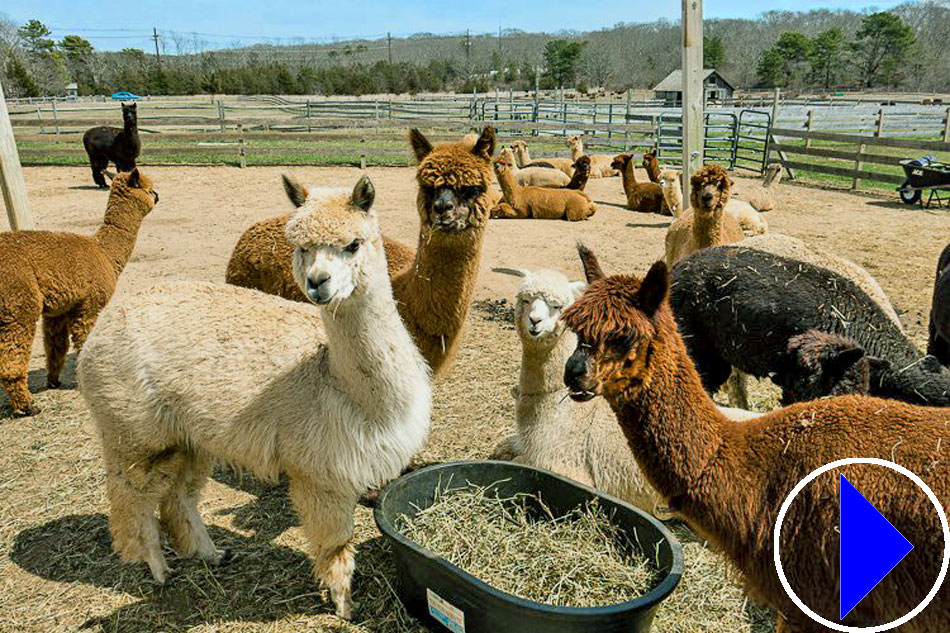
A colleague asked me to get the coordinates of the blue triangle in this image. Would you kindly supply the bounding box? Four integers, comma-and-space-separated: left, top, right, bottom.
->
840, 474, 914, 620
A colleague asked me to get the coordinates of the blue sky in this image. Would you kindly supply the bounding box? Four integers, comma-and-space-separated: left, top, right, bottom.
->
4, 0, 906, 51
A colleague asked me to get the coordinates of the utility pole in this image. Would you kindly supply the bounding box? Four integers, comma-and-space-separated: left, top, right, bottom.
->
152, 27, 161, 66
681, 0, 703, 202
387, 32, 392, 65
498, 25, 502, 52
465, 29, 471, 75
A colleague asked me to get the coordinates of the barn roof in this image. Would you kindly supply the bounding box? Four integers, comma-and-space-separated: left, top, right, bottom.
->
652, 69, 734, 92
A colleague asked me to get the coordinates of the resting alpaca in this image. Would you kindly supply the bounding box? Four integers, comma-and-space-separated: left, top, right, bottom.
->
510, 140, 574, 176
497, 147, 570, 187
0, 169, 158, 417
928, 243, 950, 365
563, 249, 950, 633
492, 157, 596, 221
226, 127, 497, 378
731, 163, 783, 212
664, 164, 758, 267
671, 245, 950, 406
77, 176, 432, 620
611, 153, 668, 215
564, 155, 592, 191
82, 102, 140, 189
567, 135, 617, 178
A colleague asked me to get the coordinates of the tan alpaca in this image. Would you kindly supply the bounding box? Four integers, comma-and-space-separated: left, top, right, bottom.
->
226, 127, 497, 378
0, 169, 158, 416
567, 135, 617, 178
492, 157, 596, 221
510, 139, 574, 176
497, 147, 570, 187
664, 165, 749, 268
660, 168, 768, 239
731, 162, 783, 212
78, 176, 431, 620
611, 153, 668, 215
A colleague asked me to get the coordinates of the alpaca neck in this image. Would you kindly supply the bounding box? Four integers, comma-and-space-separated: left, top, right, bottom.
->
621, 163, 637, 198
645, 160, 659, 182
323, 247, 428, 413
605, 311, 729, 511
691, 205, 724, 249
516, 329, 576, 431
570, 144, 583, 161
94, 194, 149, 275
514, 147, 530, 168
496, 169, 522, 205
394, 218, 486, 375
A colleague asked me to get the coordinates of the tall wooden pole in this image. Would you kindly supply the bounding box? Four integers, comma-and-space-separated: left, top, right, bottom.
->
681, 0, 703, 202
0, 79, 34, 231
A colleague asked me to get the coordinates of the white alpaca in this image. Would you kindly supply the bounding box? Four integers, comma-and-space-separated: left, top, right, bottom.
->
567, 135, 618, 178
77, 176, 431, 620
510, 139, 575, 176
497, 147, 571, 187
490, 268, 756, 513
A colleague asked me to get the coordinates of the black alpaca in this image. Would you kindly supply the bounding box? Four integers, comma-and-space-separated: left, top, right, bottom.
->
82, 102, 140, 189
670, 245, 950, 406
928, 243, 950, 366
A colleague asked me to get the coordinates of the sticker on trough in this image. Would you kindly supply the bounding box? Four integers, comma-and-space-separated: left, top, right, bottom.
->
427, 588, 466, 633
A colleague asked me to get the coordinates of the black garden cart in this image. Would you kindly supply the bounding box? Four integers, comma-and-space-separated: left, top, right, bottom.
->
898, 157, 950, 207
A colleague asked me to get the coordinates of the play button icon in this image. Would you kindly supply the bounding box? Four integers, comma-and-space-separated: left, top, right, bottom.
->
839, 474, 914, 620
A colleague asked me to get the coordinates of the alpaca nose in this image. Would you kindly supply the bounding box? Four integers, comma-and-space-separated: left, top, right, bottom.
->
308, 273, 329, 290
433, 190, 456, 215
702, 192, 715, 204
564, 354, 588, 387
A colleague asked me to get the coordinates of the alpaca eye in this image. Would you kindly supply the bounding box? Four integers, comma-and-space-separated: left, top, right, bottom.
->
344, 239, 362, 254
459, 186, 480, 199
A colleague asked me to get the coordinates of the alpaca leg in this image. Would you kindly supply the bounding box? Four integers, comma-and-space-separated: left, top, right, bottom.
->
0, 302, 41, 416
103, 442, 179, 582
42, 316, 70, 389
725, 369, 750, 410
90, 157, 109, 188
159, 451, 228, 564
67, 299, 104, 352
289, 477, 357, 619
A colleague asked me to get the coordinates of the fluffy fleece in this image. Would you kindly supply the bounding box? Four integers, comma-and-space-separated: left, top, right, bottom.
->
611, 153, 668, 215
225, 127, 496, 378
77, 176, 431, 620
928, 243, 950, 365
731, 163, 783, 212
82, 102, 141, 189
562, 250, 950, 633
671, 245, 950, 406
510, 140, 574, 176
567, 135, 617, 178
496, 147, 570, 187
492, 156, 596, 221
0, 169, 157, 417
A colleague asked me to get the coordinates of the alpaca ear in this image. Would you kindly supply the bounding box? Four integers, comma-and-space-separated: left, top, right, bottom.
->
409, 128, 433, 162
491, 267, 528, 279
472, 126, 496, 159
127, 167, 140, 188
637, 260, 669, 316
282, 174, 309, 208
350, 175, 375, 212
823, 346, 866, 379
568, 280, 587, 299
576, 243, 605, 283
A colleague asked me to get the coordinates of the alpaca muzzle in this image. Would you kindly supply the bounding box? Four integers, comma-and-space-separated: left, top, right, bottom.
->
564, 347, 597, 401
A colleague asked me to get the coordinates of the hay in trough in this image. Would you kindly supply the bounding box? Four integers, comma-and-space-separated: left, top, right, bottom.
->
397, 481, 660, 608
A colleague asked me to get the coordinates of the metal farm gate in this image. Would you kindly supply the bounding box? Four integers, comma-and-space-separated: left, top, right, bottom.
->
654, 109, 772, 173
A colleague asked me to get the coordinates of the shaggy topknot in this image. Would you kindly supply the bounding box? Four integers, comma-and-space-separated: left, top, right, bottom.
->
284, 187, 374, 249
690, 164, 731, 192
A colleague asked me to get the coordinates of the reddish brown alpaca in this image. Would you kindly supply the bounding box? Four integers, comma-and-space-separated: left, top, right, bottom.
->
641, 150, 661, 183
562, 247, 949, 633
611, 154, 669, 215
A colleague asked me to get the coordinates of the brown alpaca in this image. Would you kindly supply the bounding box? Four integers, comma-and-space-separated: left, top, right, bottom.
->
497, 147, 571, 187
567, 136, 617, 178
564, 155, 591, 191
0, 169, 158, 416
562, 248, 950, 633
664, 164, 749, 267
611, 153, 669, 215
492, 156, 596, 221
510, 140, 574, 176
641, 150, 661, 182
225, 127, 496, 378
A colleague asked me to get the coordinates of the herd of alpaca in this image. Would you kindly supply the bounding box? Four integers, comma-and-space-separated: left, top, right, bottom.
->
6, 116, 950, 632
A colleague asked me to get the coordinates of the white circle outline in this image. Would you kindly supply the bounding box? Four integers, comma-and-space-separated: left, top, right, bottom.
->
773, 457, 949, 632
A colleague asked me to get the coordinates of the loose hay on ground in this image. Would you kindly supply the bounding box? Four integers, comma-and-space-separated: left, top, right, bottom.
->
396, 480, 660, 608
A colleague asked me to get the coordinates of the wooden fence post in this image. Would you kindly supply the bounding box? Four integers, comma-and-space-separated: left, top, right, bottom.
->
682, 0, 705, 202
360, 137, 366, 170
804, 109, 814, 148
217, 100, 226, 132
36, 106, 44, 135
852, 141, 866, 190
0, 79, 35, 230
306, 100, 312, 133
237, 123, 246, 169
51, 99, 60, 135
874, 108, 885, 138
942, 106, 950, 143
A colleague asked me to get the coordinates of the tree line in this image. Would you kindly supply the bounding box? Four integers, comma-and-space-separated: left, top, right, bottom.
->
1, 3, 948, 99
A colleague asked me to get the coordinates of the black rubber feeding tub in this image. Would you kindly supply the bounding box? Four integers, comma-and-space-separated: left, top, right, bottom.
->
374, 461, 683, 633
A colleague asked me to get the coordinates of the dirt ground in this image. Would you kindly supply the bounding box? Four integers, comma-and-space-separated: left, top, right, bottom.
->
2, 164, 949, 633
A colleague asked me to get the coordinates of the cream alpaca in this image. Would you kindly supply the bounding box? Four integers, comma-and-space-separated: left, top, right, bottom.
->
497, 147, 570, 187
510, 139, 574, 176
731, 163, 783, 212
567, 135, 617, 178
77, 176, 431, 620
